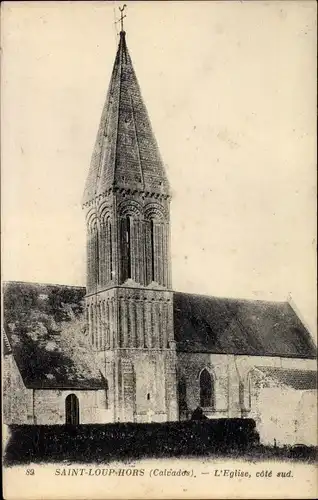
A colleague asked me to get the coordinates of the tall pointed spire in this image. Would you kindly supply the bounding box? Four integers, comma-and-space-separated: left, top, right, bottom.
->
83, 29, 170, 206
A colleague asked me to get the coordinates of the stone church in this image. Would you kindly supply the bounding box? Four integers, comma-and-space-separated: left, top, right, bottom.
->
3, 29, 317, 446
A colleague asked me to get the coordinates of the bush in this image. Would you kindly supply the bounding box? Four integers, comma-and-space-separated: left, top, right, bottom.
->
5, 419, 258, 465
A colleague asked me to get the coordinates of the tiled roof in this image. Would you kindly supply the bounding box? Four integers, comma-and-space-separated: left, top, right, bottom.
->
3, 282, 316, 390
173, 292, 316, 358
3, 282, 103, 389
255, 367, 317, 390
83, 31, 169, 205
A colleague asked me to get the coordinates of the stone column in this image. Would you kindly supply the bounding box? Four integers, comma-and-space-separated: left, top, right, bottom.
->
227, 356, 241, 418
162, 301, 168, 348
88, 304, 92, 344
165, 351, 178, 421
121, 358, 135, 422
96, 302, 101, 350
136, 299, 144, 348
121, 298, 128, 348
129, 299, 137, 347
105, 300, 110, 349
158, 300, 164, 348
153, 301, 160, 348
144, 300, 152, 348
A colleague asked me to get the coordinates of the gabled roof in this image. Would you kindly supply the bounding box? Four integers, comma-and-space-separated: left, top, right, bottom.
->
173, 292, 317, 358
83, 31, 169, 206
3, 281, 103, 389
255, 367, 317, 390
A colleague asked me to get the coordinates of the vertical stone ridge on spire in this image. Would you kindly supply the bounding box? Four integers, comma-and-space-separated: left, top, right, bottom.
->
82, 31, 170, 207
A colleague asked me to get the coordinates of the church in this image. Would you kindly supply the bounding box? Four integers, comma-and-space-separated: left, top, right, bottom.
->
3, 26, 317, 447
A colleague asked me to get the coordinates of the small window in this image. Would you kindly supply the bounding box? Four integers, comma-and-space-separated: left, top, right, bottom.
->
120, 216, 132, 281
178, 378, 187, 411
199, 369, 214, 408
147, 393, 150, 401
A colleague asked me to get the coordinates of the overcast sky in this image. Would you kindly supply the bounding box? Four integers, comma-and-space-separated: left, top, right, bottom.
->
2, 1, 316, 337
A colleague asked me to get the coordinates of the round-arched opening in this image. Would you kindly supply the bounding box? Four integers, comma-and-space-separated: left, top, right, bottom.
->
65, 394, 80, 425
199, 369, 214, 408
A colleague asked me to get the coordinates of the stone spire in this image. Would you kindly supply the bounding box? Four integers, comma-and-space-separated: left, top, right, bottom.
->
82, 30, 170, 207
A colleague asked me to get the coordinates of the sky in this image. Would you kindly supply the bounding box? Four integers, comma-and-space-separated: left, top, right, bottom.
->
1, 1, 317, 338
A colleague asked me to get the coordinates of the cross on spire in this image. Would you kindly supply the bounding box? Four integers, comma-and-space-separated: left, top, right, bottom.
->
116, 4, 127, 33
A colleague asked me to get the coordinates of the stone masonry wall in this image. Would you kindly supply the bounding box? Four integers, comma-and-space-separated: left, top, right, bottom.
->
3, 354, 33, 424
33, 389, 111, 425
177, 352, 316, 424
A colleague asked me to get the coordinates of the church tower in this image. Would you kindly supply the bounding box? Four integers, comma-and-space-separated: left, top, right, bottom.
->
82, 27, 177, 422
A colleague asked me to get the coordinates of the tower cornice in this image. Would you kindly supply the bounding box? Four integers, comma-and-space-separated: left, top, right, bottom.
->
83, 188, 171, 211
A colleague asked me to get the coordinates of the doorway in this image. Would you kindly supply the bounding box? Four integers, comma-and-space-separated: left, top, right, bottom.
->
65, 394, 80, 425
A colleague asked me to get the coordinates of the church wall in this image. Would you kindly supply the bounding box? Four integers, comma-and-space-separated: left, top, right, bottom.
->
3, 354, 33, 424
294, 390, 317, 446
252, 386, 302, 446
177, 352, 316, 427
249, 375, 317, 447
177, 353, 230, 419
33, 389, 111, 425
114, 348, 177, 423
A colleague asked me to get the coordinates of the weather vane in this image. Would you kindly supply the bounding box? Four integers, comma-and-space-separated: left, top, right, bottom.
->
116, 4, 127, 33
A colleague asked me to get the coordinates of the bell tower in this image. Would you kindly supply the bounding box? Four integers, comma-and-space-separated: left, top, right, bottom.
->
82, 28, 177, 422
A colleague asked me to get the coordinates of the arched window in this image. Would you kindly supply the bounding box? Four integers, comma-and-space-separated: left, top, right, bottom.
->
239, 381, 244, 409
200, 369, 214, 408
121, 216, 132, 281
108, 220, 113, 278
178, 378, 187, 411
150, 219, 155, 282
105, 217, 113, 281
65, 394, 79, 425
95, 229, 100, 285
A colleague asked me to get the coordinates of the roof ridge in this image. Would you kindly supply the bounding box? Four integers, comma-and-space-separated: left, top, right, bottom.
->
173, 290, 288, 305
113, 31, 125, 188
2, 280, 86, 289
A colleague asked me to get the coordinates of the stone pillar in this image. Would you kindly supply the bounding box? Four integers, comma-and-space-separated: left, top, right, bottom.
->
96, 302, 101, 350
122, 299, 128, 347
227, 355, 241, 418
129, 299, 137, 347
153, 301, 160, 348
91, 302, 96, 348
158, 300, 164, 348
118, 297, 123, 347
105, 300, 110, 349
167, 299, 174, 345
120, 358, 135, 422
144, 300, 152, 348
165, 351, 178, 421
110, 298, 115, 348
136, 299, 144, 348
162, 301, 168, 348
88, 304, 92, 344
